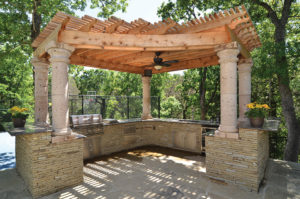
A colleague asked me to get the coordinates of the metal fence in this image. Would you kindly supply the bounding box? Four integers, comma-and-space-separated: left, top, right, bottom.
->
0, 95, 288, 159
67, 95, 160, 119
269, 133, 287, 159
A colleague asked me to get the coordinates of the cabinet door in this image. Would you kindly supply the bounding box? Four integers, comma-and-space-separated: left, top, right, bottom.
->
185, 132, 198, 151
174, 131, 185, 148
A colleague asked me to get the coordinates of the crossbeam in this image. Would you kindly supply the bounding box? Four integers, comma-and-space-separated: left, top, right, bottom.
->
59, 30, 229, 51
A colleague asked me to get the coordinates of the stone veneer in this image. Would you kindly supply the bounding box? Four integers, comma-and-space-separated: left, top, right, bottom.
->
72, 121, 204, 159
15, 132, 83, 198
205, 128, 269, 191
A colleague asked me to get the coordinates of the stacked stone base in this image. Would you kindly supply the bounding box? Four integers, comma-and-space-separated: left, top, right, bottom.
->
205, 128, 269, 191
16, 132, 83, 198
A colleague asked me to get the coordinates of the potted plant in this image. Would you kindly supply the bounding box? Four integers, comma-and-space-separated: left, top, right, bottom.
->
9, 106, 29, 128
245, 102, 270, 128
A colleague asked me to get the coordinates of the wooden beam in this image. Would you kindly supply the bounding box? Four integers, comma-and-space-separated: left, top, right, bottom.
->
98, 51, 140, 61
142, 19, 177, 35
225, 25, 251, 58
70, 55, 144, 74
79, 19, 97, 32
177, 11, 247, 34
152, 56, 219, 74
59, 30, 229, 50
115, 49, 215, 65
33, 24, 61, 57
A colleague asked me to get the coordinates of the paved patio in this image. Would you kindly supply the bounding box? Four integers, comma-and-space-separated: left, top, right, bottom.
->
0, 146, 299, 199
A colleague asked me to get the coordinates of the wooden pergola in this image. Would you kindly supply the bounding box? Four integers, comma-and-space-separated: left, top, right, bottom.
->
31, 5, 260, 139
32, 5, 260, 74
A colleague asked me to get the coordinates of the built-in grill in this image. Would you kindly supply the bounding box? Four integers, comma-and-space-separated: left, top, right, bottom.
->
70, 114, 104, 160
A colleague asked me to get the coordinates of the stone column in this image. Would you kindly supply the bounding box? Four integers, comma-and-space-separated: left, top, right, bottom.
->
141, 73, 152, 120
45, 41, 75, 136
215, 42, 240, 138
31, 57, 49, 127
238, 59, 253, 126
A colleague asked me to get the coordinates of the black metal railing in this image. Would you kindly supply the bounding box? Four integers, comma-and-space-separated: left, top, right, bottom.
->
269, 133, 287, 159
51, 95, 160, 120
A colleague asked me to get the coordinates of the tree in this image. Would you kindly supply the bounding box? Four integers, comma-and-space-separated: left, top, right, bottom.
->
158, 0, 300, 161
0, 0, 128, 120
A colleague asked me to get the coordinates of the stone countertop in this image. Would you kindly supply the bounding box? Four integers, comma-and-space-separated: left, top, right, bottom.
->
239, 119, 280, 132
2, 122, 52, 136
103, 118, 219, 127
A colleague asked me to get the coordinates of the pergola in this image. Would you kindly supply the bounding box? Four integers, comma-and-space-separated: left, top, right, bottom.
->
31, 5, 260, 140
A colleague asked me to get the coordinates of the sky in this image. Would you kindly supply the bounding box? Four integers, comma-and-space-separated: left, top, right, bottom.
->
75, 0, 184, 75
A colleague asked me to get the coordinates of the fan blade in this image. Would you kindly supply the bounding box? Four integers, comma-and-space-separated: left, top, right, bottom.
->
161, 63, 171, 67
163, 60, 179, 64
154, 57, 163, 64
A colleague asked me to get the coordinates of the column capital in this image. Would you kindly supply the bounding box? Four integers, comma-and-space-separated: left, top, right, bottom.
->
238, 58, 253, 73
45, 41, 75, 63
216, 42, 240, 64
31, 57, 49, 72
238, 58, 253, 65
215, 41, 240, 52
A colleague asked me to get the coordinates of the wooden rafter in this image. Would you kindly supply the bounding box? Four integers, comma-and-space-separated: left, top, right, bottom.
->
32, 5, 261, 74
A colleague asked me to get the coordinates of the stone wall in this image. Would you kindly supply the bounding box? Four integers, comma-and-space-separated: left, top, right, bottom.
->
205, 128, 269, 191
72, 121, 203, 160
16, 132, 84, 198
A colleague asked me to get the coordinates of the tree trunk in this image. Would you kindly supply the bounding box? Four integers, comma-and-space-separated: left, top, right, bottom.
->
182, 108, 186, 119
253, 0, 299, 162
31, 0, 42, 44
31, 0, 42, 93
274, 28, 300, 162
199, 68, 207, 120
268, 78, 277, 117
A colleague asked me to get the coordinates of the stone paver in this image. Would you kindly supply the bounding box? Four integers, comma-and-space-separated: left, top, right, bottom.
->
0, 147, 300, 199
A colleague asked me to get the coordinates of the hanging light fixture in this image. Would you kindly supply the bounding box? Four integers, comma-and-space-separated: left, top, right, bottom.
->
154, 65, 162, 70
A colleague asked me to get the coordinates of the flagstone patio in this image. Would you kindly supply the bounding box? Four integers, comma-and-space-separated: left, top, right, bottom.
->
1, 146, 299, 199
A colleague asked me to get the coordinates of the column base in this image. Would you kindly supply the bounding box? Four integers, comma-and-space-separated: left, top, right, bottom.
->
51, 132, 77, 143
52, 127, 72, 136
215, 129, 239, 139
238, 117, 250, 127
141, 114, 153, 120
34, 122, 49, 128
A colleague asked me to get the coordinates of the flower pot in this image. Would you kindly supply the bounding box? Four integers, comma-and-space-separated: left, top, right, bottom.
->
249, 117, 264, 128
12, 118, 26, 128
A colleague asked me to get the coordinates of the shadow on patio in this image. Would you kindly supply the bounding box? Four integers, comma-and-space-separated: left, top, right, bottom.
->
42, 146, 208, 199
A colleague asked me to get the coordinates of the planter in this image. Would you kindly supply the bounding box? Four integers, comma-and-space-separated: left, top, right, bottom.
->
249, 117, 264, 128
12, 118, 26, 128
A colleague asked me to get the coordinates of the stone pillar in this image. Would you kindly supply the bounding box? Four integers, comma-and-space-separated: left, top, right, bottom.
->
45, 41, 74, 136
215, 42, 240, 138
238, 59, 253, 125
31, 57, 50, 127
141, 73, 152, 120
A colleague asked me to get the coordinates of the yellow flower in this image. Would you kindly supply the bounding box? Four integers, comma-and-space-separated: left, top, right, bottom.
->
247, 102, 271, 110
247, 103, 254, 109
10, 106, 28, 113
20, 108, 28, 112
263, 104, 270, 109
256, 104, 263, 108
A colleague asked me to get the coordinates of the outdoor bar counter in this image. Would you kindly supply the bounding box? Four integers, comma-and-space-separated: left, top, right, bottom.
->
5, 118, 278, 198
70, 118, 218, 160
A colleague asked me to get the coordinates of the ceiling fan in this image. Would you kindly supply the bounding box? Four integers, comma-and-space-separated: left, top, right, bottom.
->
151, 52, 179, 70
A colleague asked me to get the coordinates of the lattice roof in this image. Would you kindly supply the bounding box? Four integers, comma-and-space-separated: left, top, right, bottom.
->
32, 5, 261, 74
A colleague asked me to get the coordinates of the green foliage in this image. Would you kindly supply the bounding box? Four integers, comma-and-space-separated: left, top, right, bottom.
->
158, 0, 300, 160
161, 96, 181, 118
0, 0, 128, 120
